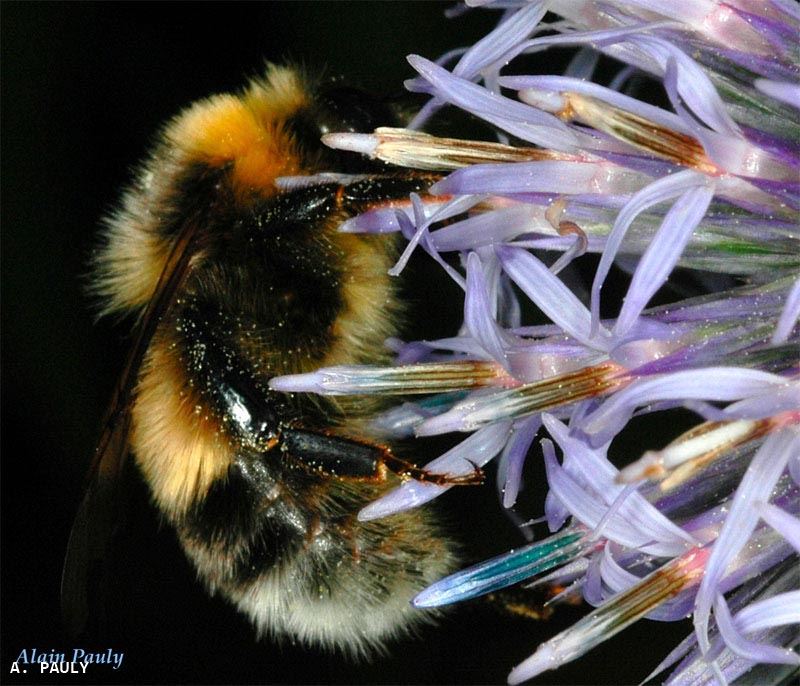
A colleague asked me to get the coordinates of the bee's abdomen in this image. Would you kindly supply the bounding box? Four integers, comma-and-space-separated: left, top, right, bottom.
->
176, 453, 455, 655
135, 298, 455, 653
178, 457, 307, 583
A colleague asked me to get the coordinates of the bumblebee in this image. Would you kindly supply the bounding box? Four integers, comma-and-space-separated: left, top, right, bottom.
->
62, 65, 478, 656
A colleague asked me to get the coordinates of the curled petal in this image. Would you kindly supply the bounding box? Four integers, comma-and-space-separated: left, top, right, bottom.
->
542, 437, 683, 554
597, 543, 639, 595
407, 54, 579, 150
736, 590, 800, 634
722, 382, 800, 421
544, 414, 696, 553
580, 368, 790, 446
545, 486, 570, 533
499, 415, 540, 508
714, 593, 800, 666
621, 34, 741, 137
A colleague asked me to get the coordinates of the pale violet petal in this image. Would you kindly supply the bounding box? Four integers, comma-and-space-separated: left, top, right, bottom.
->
662, 57, 792, 183
565, 46, 600, 80
518, 20, 673, 56
430, 205, 546, 252
407, 55, 579, 150
622, 34, 741, 137
771, 277, 800, 345
544, 414, 695, 552
465, 252, 515, 370
430, 159, 647, 197
735, 590, 800, 633
340, 205, 412, 234
388, 194, 435, 277
389, 203, 469, 289
714, 593, 800, 666
756, 502, 800, 553
693, 428, 798, 653
755, 78, 800, 109
453, 2, 546, 79
501, 74, 694, 136
598, 543, 639, 593
790, 451, 800, 486
608, 64, 637, 91
542, 437, 676, 551
496, 245, 611, 350
613, 182, 715, 338
580, 368, 789, 445
500, 415, 541, 508
545, 487, 570, 532
722, 381, 800, 421
590, 169, 707, 336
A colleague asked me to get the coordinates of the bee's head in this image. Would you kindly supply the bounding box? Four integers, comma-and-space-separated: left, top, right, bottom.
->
94, 66, 401, 320
164, 66, 397, 195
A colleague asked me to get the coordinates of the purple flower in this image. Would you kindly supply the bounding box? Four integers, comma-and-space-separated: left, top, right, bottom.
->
272, 2, 799, 683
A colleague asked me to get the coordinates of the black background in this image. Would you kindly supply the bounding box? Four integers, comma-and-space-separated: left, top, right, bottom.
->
2, 3, 689, 685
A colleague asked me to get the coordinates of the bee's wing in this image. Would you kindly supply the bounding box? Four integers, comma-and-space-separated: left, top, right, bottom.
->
60, 412, 132, 638
61, 221, 204, 638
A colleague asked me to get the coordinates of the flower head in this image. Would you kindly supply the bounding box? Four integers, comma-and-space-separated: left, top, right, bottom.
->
272, 2, 799, 683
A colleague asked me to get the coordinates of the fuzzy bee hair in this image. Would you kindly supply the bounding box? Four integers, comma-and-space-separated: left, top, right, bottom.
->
66, 65, 457, 656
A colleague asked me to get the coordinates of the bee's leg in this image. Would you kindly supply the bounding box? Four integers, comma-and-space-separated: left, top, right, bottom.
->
279, 427, 386, 481
483, 590, 555, 622
335, 172, 444, 213
380, 451, 484, 486
280, 426, 483, 486
177, 300, 481, 487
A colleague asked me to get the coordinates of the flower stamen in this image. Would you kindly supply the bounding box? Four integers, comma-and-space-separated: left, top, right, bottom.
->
549, 91, 718, 174
618, 411, 800, 491
323, 127, 578, 171
269, 360, 518, 396
507, 546, 710, 684
418, 362, 627, 434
